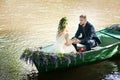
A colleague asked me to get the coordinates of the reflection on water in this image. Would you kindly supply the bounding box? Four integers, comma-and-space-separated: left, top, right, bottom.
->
23, 59, 120, 80
0, 0, 120, 80
103, 72, 120, 80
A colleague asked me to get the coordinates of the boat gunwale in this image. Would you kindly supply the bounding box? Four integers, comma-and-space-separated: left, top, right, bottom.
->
99, 29, 120, 40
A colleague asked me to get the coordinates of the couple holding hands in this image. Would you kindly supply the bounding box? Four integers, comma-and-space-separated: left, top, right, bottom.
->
42, 15, 101, 53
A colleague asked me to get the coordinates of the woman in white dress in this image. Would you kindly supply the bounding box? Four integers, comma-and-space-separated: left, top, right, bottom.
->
42, 17, 76, 54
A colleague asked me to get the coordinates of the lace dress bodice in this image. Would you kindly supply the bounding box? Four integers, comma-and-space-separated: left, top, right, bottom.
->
56, 33, 66, 45
42, 32, 75, 53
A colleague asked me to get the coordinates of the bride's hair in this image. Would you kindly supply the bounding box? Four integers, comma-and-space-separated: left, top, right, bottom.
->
57, 17, 68, 35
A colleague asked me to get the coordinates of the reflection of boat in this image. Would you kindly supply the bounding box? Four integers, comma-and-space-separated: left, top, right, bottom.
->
20, 24, 120, 73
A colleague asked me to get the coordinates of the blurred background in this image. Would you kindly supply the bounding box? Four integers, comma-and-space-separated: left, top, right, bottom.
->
0, 0, 120, 80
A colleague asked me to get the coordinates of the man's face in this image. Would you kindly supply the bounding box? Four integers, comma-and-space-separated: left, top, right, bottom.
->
80, 18, 86, 25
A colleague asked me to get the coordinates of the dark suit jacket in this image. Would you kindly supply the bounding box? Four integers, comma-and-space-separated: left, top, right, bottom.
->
75, 21, 101, 44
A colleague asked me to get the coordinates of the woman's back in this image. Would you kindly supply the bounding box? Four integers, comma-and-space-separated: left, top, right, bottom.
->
56, 32, 66, 44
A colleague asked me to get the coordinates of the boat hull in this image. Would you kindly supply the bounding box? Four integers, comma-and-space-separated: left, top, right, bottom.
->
20, 25, 120, 73
34, 42, 120, 72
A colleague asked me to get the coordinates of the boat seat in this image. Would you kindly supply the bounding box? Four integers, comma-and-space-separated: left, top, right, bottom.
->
77, 44, 86, 48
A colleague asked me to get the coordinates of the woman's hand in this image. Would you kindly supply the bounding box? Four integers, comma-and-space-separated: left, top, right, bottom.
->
65, 42, 71, 46
72, 38, 80, 44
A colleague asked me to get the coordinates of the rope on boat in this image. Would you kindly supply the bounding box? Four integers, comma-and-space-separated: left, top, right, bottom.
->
39, 44, 54, 49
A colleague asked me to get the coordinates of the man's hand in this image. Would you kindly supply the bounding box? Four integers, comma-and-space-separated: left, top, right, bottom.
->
72, 38, 80, 44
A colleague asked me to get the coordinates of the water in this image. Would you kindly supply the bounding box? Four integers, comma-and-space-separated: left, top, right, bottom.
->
0, 0, 120, 80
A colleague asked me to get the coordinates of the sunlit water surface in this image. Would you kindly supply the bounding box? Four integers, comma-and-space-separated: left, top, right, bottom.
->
0, 0, 120, 80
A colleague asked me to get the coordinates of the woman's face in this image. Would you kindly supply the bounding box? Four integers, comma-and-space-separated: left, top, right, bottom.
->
65, 21, 68, 25
65, 21, 68, 28
63, 21, 68, 27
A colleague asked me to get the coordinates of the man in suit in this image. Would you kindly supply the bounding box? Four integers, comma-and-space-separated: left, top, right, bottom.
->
72, 15, 101, 51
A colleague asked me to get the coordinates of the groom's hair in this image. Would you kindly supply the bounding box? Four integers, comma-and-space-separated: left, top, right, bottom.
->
80, 15, 87, 19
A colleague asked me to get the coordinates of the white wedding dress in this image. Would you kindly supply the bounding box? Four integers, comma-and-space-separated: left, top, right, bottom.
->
42, 32, 76, 54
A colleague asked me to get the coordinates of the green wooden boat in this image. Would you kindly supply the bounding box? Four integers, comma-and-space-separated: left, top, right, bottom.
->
20, 24, 120, 73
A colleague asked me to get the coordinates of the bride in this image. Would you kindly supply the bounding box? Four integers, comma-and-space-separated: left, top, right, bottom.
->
42, 17, 76, 54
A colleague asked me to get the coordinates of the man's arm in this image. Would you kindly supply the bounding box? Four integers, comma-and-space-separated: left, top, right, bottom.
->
87, 25, 95, 39
75, 24, 81, 38
81, 25, 95, 43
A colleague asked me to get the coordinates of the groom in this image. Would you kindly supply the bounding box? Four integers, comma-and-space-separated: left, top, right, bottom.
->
72, 15, 101, 51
